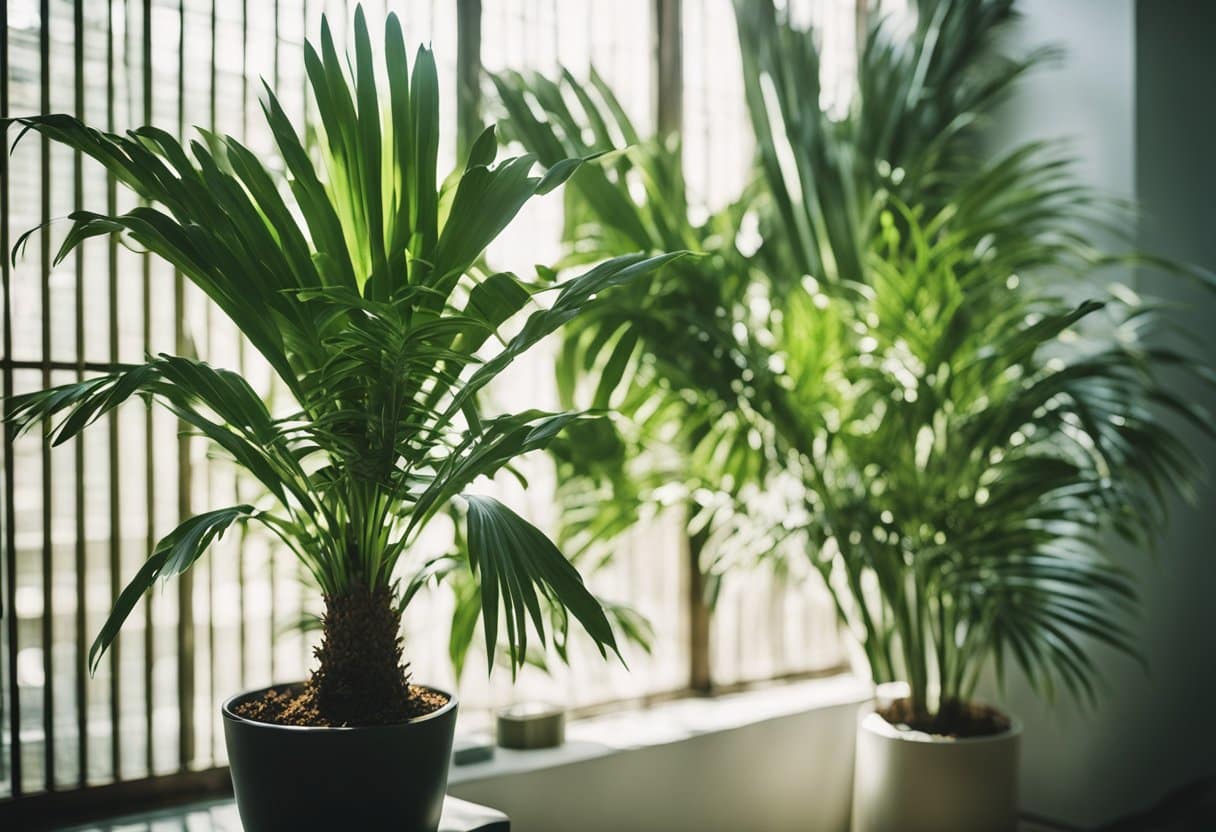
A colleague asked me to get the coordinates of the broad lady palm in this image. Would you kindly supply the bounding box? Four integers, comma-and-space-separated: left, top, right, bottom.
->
5, 8, 677, 724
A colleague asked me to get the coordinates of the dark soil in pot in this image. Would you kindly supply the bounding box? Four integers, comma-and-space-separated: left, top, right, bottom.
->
878, 697, 1012, 738
233, 680, 448, 727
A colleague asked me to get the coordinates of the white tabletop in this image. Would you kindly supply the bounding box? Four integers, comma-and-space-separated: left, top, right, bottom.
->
59, 795, 509, 831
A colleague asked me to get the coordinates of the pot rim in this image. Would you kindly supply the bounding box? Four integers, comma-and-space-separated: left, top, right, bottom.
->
859, 707, 1023, 745
221, 680, 458, 733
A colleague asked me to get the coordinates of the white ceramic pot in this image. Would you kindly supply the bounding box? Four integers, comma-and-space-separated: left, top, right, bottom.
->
850, 704, 1021, 832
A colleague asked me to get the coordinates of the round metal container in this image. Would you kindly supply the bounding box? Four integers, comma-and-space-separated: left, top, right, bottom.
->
495, 703, 565, 750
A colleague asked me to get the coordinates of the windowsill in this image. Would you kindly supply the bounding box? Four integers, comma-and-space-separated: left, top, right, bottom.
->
449, 673, 871, 786
46, 669, 1078, 832
42, 674, 873, 832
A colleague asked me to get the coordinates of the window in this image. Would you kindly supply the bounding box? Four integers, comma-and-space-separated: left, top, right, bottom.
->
0, 0, 853, 809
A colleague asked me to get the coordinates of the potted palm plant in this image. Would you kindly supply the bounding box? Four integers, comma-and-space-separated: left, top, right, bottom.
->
5, 7, 677, 831
488, 68, 781, 691
734, 1, 1212, 830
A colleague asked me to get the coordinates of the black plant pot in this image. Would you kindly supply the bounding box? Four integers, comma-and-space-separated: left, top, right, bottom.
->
222, 682, 458, 832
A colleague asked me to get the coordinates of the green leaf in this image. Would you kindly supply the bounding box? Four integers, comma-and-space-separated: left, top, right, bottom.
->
89, 506, 253, 674
465, 124, 499, 172
400, 555, 463, 611
448, 577, 482, 680
463, 495, 618, 674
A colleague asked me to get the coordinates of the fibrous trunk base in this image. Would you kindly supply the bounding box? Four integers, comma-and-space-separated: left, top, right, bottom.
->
310, 584, 414, 725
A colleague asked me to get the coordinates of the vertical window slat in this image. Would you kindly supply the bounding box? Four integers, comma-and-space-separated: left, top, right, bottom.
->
204, 0, 219, 766
1, 0, 21, 800
38, 0, 55, 793
139, 0, 156, 781
105, 0, 122, 785
173, 0, 195, 775
71, 0, 87, 791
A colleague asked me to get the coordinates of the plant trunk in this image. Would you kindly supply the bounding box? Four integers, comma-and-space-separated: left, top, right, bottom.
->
684, 417, 714, 695
311, 584, 412, 726
687, 523, 713, 693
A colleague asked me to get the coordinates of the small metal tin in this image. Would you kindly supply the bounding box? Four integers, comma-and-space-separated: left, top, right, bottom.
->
495, 703, 566, 750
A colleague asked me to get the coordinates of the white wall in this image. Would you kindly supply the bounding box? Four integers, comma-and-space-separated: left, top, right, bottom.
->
987, 0, 1136, 196
985, 1, 1216, 827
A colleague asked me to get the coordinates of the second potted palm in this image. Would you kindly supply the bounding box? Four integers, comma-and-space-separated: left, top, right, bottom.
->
735, 0, 1212, 829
